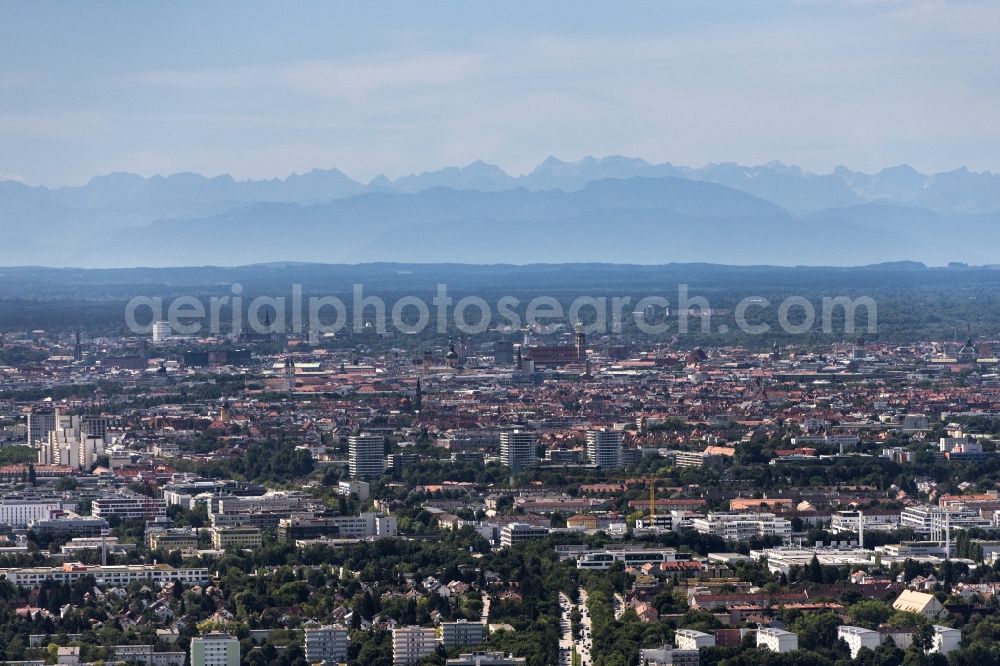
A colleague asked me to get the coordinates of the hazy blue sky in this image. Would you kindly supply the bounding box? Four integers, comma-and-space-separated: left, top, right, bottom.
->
1, 1, 998, 186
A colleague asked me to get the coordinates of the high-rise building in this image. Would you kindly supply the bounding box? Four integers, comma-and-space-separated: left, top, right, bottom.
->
36, 412, 110, 470
349, 434, 386, 479
586, 429, 623, 469
26, 406, 56, 447
304, 625, 350, 665
499, 431, 537, 472
392, 626, 438, 666
190, 633, 240, 666
152, 321, 172, 344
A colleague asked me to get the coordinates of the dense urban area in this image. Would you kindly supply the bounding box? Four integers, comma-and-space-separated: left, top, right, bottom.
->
2, 315, 1000, 666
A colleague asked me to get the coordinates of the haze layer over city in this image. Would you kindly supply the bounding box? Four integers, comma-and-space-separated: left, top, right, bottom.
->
1, 3, 1000, 666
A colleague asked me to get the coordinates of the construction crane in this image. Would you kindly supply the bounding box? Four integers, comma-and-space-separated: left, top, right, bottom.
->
649, 477, 657, 521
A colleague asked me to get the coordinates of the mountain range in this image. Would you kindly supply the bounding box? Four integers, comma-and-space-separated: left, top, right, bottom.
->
1, 156, 998, 267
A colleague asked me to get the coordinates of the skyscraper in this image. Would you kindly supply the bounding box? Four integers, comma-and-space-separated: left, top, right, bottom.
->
499, 430, 537, 472
26, 406, 56, 448
587, 429, 623, 469
349, 434, 386, 479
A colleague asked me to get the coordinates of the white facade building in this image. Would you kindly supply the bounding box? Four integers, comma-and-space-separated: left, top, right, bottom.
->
757, 628, 797, 653
304, 625, 349, 664
499, 431, 537, 472
691, 513, 792, 541
837, 626, 880, 659
349, 434, 386, 479
392, 626, 438, 666
674, 629, 715, 651
586, 429, 623, 469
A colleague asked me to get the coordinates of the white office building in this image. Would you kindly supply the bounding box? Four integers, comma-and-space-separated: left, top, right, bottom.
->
691, 513, 792, 541
0, 499, 70, 527
499, 523, 549, 548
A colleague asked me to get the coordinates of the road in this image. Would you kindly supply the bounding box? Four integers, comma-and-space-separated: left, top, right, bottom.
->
558, 592, 576, 666
481, 592, 490, 624
577, 587, 594, 666
613, 592, 626, 620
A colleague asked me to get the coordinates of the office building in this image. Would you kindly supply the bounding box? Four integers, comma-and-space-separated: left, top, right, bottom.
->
586, 429, 623, 469
499, 523, 549, 548
190, 633, 240, 666
691, 513, 792, 541
93, 493, 167, 520
499, 431, 537, 472
349, 434, 386, 479
211, 526, 263, 550
146, 528, 199, 553
0, 499, 70, 527
278, 512, 397, 542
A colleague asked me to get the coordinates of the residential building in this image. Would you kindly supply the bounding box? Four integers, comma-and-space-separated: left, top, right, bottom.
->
392, 626, 438, 666
441, 620, 485, 648
190, 633, 240, 666
499, 431, 537, 472
931, 625, 961, 655
1, 562, 210, 587
349, 434, 386, 479
675, 629, 715, 651
446, 653, 525, 666
586, 429, 623, 469
892, 590, 947, 619
837, 626, 880, 659
337, 479, 370, 501
304, 625, 350, 665
152, 321, 172, 344
639, 645, 700, 666
108, 645, 185, 666
25, 406, 57, 447
757, 628, 797, 653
